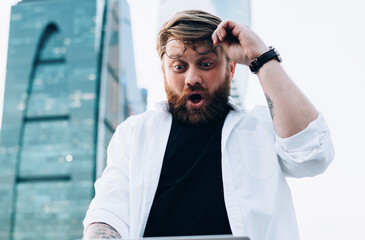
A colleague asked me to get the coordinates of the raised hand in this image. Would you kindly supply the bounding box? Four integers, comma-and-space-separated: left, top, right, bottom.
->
211, 20, 269, 66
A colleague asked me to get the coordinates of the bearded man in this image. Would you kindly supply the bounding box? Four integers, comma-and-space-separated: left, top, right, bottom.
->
83, 10, 334, 240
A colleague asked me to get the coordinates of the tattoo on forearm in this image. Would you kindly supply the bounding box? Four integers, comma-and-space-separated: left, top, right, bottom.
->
265, 93, 274, 119
84, 223, 122, 239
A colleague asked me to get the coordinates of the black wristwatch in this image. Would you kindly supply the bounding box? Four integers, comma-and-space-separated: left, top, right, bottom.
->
249, 46, 282, 74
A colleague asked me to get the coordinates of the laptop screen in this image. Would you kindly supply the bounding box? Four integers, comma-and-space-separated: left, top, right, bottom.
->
141, 235, 250, 240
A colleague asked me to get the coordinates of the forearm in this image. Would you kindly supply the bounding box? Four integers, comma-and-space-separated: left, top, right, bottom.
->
83, 222, 122, 239
257, 60, 318, 138
212, 20, 319, 137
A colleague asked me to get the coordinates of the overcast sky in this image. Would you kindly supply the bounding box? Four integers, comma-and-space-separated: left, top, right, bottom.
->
1, 0, 365, 239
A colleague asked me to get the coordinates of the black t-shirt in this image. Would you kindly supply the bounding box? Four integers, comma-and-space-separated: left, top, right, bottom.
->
143, 116, 232, 237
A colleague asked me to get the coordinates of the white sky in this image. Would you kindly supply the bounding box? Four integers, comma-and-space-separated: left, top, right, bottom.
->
1, 0, 365, 239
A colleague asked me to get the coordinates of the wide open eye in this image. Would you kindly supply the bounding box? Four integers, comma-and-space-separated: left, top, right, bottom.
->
201, 61, 213, 69
173, 63, 185, 71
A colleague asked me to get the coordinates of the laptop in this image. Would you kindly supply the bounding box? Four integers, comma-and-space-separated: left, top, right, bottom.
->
141, 235, 250, 240
76, 234, 250, 240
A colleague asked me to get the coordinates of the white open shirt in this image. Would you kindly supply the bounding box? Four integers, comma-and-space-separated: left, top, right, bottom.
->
83, 102, 335, 240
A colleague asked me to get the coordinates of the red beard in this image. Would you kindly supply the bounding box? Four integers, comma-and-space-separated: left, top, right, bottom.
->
165, 76, 231, 126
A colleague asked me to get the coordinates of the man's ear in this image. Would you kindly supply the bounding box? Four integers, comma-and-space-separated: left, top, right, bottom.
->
161, 58, 166, 75
229, 60, 237, 80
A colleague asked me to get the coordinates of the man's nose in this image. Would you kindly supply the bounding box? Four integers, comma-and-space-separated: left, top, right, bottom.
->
185, 66, 202, 86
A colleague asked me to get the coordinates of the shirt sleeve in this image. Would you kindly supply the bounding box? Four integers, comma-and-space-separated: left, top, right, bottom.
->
275, 112, 335, 178
82, 118, 133, 239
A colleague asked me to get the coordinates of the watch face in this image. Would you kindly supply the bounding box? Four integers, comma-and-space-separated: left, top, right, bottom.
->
274, 49, 282, 62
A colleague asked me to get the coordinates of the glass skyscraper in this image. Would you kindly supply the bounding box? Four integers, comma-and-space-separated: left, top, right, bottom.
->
0, 0, 145, 239
157, 0, 251, 107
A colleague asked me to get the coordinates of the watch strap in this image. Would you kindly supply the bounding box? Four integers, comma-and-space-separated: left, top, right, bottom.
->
249, 46, 282, 74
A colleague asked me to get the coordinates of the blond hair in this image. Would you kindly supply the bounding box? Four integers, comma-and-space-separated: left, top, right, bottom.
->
156, 10, 222, 59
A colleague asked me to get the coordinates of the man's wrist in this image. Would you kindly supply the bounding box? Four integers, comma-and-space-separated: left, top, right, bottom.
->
249, 46, 282, 74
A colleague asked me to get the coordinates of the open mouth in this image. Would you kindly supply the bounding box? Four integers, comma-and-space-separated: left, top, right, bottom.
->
189, 93, 203, 103
186, 91, 205, 109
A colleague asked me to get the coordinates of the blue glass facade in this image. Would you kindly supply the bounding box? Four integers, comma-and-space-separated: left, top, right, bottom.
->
0, 0, 145, 239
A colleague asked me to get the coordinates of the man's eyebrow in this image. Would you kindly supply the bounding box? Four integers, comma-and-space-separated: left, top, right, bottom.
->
212, 47, 218, 55
212, 44, 225, 54
196, 53, 219, 62
211, 46, 226, 57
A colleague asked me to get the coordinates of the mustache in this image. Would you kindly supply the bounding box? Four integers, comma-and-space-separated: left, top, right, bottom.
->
186, 84, 205, 91
181, 84, 207, 98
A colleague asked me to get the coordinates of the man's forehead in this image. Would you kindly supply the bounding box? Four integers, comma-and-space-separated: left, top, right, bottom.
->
166, 37, 225, 57
166, 36, 212, 43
